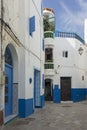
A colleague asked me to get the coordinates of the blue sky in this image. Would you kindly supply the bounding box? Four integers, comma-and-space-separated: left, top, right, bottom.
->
42, 0, 87, 39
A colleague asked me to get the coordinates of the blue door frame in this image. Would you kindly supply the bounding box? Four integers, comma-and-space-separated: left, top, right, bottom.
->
34, 69, 40, 107
5, 64, 13, 117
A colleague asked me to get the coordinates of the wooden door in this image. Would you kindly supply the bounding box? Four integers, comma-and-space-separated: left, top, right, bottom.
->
61, 77, 71, 101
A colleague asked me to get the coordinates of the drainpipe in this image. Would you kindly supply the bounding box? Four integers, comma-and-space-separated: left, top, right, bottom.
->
1, 0, 4, 85
1, 0, 5, 88
0, 0, 4, 126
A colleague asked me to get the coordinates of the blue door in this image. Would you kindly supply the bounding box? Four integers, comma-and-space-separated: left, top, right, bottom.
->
5, 64, 13, 117
5, 47, 13, 117
34, 70, 40, 107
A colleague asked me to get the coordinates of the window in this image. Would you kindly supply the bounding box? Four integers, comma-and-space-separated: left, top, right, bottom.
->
29, 16, 35, 36
62, 51, 68, 58
45, 48, 53, 62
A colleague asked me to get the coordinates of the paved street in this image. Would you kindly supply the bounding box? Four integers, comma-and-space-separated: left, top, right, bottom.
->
1, 101, 87, 130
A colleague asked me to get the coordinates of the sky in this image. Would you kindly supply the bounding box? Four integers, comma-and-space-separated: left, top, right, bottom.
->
42, 0, 87, 39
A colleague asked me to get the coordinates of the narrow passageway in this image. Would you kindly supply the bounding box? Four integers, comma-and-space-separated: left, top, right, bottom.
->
1, 100, 87, 130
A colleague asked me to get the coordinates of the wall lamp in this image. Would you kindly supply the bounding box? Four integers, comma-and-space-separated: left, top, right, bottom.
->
78, 47, 84, 55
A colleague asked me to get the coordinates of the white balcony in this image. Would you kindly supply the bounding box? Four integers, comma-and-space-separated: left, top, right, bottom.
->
44, 62, 55, 76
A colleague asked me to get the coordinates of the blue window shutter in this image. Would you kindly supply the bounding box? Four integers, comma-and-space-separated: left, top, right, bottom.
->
31, 16, 35, 32
29, 16, 35, 36
29, 18, 32, 36
42, 39, 44, 51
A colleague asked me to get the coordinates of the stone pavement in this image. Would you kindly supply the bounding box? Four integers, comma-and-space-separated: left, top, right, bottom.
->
1, 101, 87, 130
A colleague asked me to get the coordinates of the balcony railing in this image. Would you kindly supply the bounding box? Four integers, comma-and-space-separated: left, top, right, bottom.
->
55, 31, 84, 44
44, 63, 54, 69
44, 31, 54, 38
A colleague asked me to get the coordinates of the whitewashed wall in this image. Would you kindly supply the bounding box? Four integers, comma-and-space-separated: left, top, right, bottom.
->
54, 37, 87, 89
25, 0, 44, 99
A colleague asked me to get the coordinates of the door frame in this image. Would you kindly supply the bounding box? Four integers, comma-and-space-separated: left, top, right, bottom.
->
34, 69, 41, 108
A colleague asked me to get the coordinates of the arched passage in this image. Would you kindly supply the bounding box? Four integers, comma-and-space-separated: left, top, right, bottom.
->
45, 79, 53, 101
4, 44, 18, 118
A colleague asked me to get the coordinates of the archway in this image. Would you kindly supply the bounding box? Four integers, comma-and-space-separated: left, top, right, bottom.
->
4, 44, 18, 118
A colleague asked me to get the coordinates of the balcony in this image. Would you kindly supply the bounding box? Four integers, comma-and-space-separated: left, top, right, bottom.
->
44, 62, 54, 76
44, 31, 54, 38
44, 63, 54, 69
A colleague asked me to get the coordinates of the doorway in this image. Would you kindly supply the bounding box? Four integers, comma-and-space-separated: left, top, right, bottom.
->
4, 44, 18, 119
60, 77, 71, 101
45, 79, 53, 101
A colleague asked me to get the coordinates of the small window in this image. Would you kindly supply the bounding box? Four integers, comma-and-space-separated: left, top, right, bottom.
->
62, 51, 68, 58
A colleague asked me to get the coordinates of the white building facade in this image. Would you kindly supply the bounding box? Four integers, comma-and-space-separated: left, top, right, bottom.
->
0, 0, 44, 125
44, 8, 87, 103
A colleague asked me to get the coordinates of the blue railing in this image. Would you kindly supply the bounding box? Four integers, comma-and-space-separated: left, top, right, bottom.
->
55, 31, 85, 44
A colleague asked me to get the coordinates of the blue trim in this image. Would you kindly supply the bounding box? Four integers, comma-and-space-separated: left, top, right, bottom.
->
53, 85, 60, 103
18, 99, 34, 118
40, 95, 45, 108
71, 88, 86, 102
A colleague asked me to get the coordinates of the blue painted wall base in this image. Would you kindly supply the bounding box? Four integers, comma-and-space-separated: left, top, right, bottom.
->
18, 98, 34, 118
53, 85, 60, 103
53, 85, 87, 103
72, 88, 87, 102
40, 94, 45, 108
86, 88, 87, 96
